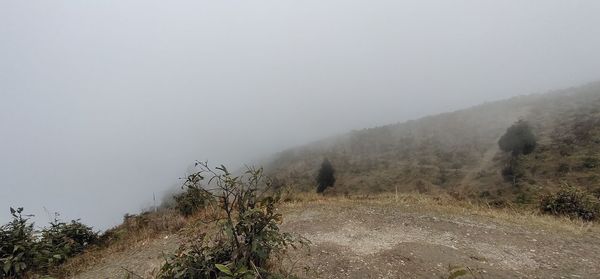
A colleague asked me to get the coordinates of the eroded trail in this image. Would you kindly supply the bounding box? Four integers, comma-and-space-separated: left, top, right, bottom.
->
281, 200, 600, 279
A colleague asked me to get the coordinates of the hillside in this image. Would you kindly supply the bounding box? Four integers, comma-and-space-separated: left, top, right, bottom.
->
37, 84, 600, 279
266, 82, 600, 203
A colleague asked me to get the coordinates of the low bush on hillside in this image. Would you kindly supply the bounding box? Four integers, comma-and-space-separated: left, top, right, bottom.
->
0, 207, 38, 278
37, 216, 98, 269
540, 185, 600, 221
159, 162, 307, 279
173, 172, 216, 216
0, 208, 98, 278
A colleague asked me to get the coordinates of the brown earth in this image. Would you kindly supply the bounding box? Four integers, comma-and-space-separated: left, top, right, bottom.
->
70, 235, 180, 279
72, 195, 600, 279
281, 198, 600, 279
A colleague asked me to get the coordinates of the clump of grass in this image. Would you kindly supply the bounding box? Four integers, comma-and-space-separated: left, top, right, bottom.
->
54, 208, 187, 277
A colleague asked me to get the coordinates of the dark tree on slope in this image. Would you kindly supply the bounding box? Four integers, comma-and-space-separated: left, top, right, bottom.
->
498, 120, 537, 156
498, 120, 536, 186
316, 158, 336, 193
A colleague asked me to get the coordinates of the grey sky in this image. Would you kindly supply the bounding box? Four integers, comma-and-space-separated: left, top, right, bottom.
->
1, 1, 599, 229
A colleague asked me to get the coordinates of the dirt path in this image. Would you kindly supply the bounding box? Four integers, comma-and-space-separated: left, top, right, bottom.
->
457, 139, 501, 191
72, 234, 180, 279
72, 197, 599, 279
281, 200, 600, 278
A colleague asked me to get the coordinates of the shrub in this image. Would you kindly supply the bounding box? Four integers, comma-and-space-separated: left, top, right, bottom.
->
540, 185, 600, 221
159, 162, 306, 279
0, 208, 98, 278
0, 207, 38, 278
38, 216, 99, 268
173, 172, 216, 216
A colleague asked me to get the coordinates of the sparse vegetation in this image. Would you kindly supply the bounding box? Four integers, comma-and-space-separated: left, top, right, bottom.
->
159, 163, 306, 279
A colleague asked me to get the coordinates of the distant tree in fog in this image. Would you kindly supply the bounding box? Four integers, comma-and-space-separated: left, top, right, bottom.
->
316, 158, 336, 193
499, 120, 536, 186
498, 120, 537, 156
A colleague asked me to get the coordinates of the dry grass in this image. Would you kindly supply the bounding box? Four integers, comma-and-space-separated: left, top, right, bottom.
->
283, 191, 598, 235
51, 209, 187, 277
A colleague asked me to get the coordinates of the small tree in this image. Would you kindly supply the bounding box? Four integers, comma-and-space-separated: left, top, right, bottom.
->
498, 120, 537, 156
159, 162, 306, 278
498, 120, 536, 186
316, 158, 336, 193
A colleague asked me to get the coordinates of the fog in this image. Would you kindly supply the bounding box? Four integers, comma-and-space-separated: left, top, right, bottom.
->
1, 1, 599, 229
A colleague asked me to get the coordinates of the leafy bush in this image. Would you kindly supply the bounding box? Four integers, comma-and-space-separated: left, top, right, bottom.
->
540, 185, 600, 221
159, 162, 306, 279
38, 216, 98, 268
0, 208, 38, 278
0, 208, 98, 278
174, 172, 215, 216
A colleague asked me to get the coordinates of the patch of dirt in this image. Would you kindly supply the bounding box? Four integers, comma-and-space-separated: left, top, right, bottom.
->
282, 202, 600, 278
71, 234, 180, 279
73, 200, 599, 278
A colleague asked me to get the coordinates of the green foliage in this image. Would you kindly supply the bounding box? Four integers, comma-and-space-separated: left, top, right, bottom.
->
38, 216, 98, 268
0, 207, 38, 278
498, 120, 537, 156
174, 172, 215, 216
0, 208, 98, 278
540, 185, 600, 221
316, 158, 336, 193
159, 162, 307, 279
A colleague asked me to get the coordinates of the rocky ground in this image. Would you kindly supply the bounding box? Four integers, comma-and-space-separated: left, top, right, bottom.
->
281, 199, 600, 278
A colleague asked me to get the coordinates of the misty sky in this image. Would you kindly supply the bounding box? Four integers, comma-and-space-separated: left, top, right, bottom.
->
1, 1, 600, 229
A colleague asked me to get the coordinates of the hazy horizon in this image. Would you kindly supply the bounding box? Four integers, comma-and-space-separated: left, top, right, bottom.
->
2, 1, 600, 229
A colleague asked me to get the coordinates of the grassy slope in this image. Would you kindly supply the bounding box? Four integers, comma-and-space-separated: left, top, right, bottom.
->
266, 82, 600, 203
